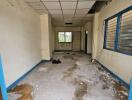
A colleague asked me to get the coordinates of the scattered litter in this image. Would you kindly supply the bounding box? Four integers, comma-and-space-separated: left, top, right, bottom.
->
52, 59, 61, 64
92, 59, 96, 63
8, 52, 128, 100
66, 52, 70, 54
73, 79, 88, 100
38, 67, 48, 72
113, 81, 128, 100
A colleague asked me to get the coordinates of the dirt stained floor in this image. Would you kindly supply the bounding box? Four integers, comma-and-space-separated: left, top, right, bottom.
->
8, 52, 128, 100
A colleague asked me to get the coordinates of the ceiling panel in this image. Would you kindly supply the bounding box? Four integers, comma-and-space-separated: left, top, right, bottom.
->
76, 9, 89, 15
52, 14, 63, 20
53, 18, 64, 22
74, 14, 85, 18
25, 0, 95, 27
63, 10, 75, 14
73, 17, 83, 21
64, 19, 73, 22
49, 10, 62, 14
60, 0, 77, 1
43, 0, 59, 1
64, 14, 74, 18
77, 1, 95, 9
44, 2, 61, 9
61, 2, 76, 9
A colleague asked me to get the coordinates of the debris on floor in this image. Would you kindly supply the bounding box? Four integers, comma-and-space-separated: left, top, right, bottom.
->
8, 52, 128, 100
62, 64, 78, 81
73, 79, 88, 100
38, 67, 48, 72
113, 81, 128, 100
97, 64, 128, 100
9, 84, 34, 100
51, 58, 61, 64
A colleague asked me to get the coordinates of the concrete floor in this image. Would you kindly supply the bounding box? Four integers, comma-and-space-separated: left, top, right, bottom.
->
8, 52, 128, 100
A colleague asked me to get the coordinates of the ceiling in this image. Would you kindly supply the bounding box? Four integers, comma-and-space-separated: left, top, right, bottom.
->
25, 0, 96, 26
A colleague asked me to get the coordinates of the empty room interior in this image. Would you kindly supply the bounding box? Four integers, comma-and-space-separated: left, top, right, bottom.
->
0, 0, 132, 100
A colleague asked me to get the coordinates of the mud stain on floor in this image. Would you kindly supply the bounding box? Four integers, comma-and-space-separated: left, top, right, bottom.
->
62, 64, 78, 81
8, 52, 129, 100
62, 62, 88, 100
9, 84, 33, 100
73, 79, 88, 100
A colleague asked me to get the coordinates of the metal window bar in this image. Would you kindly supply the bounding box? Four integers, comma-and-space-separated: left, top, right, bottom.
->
118, 9, 132, 54
105, 17, 117, 49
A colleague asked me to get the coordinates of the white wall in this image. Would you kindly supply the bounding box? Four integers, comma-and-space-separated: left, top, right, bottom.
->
92, 13, 99, 59
80, 27, 85, 51
49, 16, 55, 54
41, 14, 54, 60
0, 0, 41, 87
94, 0, 132, 83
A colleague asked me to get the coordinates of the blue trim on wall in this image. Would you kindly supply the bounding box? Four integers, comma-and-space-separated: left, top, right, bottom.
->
103, 5, 132, 56
7, 60, 48, 91
104, 48, 132, 56
129, 79, 132, 100
96, 60, 130, 90
0, 57, 8, 100
103, 20, 108, 48
114, 14, 121, 51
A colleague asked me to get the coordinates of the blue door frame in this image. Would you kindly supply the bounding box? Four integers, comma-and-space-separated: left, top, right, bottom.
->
129, 79, 132, 100
0, 56, 8, 100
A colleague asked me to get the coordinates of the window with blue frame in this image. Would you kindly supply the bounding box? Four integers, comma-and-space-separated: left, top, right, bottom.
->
104, 6, 132, 55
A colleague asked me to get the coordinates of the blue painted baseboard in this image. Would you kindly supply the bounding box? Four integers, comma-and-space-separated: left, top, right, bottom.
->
96, 60, 130, 90
7, 60, 48, 91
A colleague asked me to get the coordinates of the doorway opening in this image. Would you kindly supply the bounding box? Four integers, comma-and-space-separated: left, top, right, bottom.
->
85, 30, 87, 53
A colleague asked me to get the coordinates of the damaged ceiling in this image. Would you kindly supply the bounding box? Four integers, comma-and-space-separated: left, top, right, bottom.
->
24, 0, 111, 26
